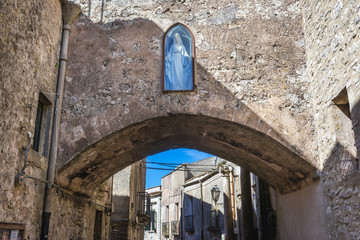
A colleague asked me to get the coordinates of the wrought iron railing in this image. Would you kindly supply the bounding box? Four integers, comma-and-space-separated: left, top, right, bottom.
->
184, 215, 194, 232
171, 220, 179, 235
137, 192, 150, 216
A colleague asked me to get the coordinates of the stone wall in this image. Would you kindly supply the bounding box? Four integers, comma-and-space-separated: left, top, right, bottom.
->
303, 0, 360, 238
56, 0, 319, 198
0, 1, 113, 239
0, 0, 62, 238
49, 181, 112, 240
3, 0, 360, 239
60, 0, 315, 167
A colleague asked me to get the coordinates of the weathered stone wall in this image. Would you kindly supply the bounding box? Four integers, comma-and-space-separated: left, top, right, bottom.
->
56, 0, 319, 198
0, 1, 112, 239
49, 181, 112, 240
3, 0, 360, 239
302, 0, 360, 238
0, 0, 62, 238
59, 0, 315, 166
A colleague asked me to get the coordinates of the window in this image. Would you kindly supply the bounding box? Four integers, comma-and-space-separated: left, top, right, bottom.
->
33, 93, 52, 156
93, 210, 103, 240
175, 202, 179, 222
333, 87, 351, 119
184, 195, 194, 232
162, 205, 169, 236
171, 203, 180, 235
163, 23, 195, 92
332, 87, 359, 172
145, 210, 157, 232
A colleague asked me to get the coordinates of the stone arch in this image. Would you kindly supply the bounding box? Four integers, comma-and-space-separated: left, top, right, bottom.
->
57, 114, 316, 197
57, 16, 317, 197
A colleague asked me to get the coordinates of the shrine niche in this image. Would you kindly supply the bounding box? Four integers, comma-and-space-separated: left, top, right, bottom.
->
163, 23, 195, 92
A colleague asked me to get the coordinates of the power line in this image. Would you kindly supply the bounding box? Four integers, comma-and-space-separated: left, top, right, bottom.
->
146, 161, 217, 167
137, 166, 216, 172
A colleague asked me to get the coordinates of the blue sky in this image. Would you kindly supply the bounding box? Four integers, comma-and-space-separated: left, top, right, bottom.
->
145, 148, 214, 189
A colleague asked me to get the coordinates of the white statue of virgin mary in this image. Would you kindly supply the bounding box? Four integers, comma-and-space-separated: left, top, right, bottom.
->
165, 33, 193, 90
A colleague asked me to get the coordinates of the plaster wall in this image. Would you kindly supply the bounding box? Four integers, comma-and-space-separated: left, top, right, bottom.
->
270, 181, 328, 240
145, 186, 162, 240
183, 174, 227, 240
128, 160, 147, 240
111, 166, 131, 229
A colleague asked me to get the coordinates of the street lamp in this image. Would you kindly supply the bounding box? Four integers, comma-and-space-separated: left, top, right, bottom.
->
211, 185, 221, 229
211, 185, 221, 204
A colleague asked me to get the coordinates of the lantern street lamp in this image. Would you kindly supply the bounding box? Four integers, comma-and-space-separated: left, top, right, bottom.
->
211, 185, 221, 204
211, 185, 221, 229
211, 185, 221, 213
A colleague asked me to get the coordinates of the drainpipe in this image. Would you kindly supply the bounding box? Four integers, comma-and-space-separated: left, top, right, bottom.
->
200, 180, 204, 240
229, 167, 236, 236
241, 168, 256, 240
222, 167, 234, 240
180, 187, 183, 240
40, 2, 81, 239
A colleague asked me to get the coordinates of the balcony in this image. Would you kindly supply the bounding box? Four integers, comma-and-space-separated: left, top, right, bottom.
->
184, 215, 194, 232
136, 192, 151, 224
162, 222, 169, 236
171, 220, 180, 235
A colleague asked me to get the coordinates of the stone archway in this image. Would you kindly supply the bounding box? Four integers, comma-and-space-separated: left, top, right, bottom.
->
57, 114, 316, 196
56, 12, 317, 197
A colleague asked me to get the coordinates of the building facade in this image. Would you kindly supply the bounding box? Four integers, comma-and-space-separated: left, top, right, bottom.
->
110, 160, 149, 240
144, 186, 162, 240
160, 158, 242, 240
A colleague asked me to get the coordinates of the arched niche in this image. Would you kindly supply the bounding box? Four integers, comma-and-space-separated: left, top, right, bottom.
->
163, 23, 195, 92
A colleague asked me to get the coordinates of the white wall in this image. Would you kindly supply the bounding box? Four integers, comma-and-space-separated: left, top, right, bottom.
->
271, 181, 328, 240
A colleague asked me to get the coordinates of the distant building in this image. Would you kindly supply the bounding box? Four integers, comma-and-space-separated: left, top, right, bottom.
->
144, 186, 162, 240
110, 160, 150, 240
160, 157, 242, 240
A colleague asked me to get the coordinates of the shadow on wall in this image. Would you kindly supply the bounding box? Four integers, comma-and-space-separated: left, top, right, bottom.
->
110, 195, 130, 221
57, 14, 317, 196
179, 193, 226, 240
352, 96, 360, 166
110, 195, 130, 240
321, 97, 360, 239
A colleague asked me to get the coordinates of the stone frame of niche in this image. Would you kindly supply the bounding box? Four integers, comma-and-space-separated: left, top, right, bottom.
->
162, 23, 196, 92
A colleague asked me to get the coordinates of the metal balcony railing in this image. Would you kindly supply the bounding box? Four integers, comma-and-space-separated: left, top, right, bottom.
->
171, 220, 179, 235
136, 192, 151, 224
137, 192, 150, 216
184, 215, 194, 232
162, 222, 169, 236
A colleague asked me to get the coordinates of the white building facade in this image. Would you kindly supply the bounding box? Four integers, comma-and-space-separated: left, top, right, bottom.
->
144, 186, 162, 240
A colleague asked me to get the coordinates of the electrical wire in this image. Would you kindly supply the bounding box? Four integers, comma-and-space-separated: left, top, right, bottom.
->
146, 161, 216, 167
137, 166, 216, 172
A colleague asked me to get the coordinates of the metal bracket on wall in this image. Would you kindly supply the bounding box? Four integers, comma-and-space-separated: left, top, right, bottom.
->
15, 132, 32, 185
